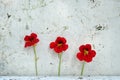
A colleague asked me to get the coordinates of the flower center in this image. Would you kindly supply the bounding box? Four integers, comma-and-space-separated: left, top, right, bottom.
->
29, 37, 34, 42
57, 43, 62, 47
84, 49, 88, 55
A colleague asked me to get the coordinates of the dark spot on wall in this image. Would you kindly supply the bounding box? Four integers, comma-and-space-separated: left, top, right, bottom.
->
78, 77, 83, 79
76, 0, 78, 2
18, 18, 21, 22
93, 44, 95, 49
102, 46, 104, 48
97, 44, 104, 51
40, 0, 47, 7
7, 72, 10, 75
95, 24, 105, 31
46, 27, 48, 30
90, 0, 95, 3
89, 0, 101, 9
72, 74, 75, 76
7, 13, 11, 19
50, 62, 53, 65
99, 44, 104, 48
2, 28, 4, 30
41, 32, 44, 34
28, 0, 31, 8
0, 36, 1, 41
0, 63, 5, 71
67, 15, 73, 19
9, 31, 12, 37
96, 25, 102, 30
63, 26, 69, 31
25, 25, 29, 30
88, 75, 91, 77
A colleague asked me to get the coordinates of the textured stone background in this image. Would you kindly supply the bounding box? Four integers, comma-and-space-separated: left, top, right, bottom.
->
0, 0, 120, 76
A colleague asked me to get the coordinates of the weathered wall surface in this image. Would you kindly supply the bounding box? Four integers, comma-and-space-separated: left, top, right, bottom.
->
0, 0, 120, 76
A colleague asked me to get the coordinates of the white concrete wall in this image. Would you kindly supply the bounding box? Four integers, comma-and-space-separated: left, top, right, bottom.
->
0, 0, 120, 76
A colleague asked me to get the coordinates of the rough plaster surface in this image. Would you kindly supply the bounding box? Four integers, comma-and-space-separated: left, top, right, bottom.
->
0, 0, 120, 76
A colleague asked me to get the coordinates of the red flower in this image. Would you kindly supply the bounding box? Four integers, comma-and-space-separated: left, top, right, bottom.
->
24, 33, 39, 48
50, 36, 68, 53
76, 44, 96, 63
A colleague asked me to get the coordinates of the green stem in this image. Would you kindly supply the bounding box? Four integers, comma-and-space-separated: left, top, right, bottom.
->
81, 61, 85, 76
58, 53, 62, 76
33, 46, 38, 76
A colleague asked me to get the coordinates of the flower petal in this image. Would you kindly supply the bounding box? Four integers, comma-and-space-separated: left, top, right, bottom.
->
84, 55, 92, 63
85, 44, 91, 51
55, 37, 61, 43
54, 46, 63, 53
89, 50, 96, 57
24, 42, 32, 48
62, 44, 68, 51
24, 35, 30, 41
76, 52, 84, 61
50, 42, 56, 49
31, 33, 37, 38
55, 37, 67, 44
33, 39, 39, 44
61, 37, 66, 44
79, 45, 85, 53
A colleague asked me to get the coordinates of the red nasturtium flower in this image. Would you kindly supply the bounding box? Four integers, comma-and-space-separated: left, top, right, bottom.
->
49, 36, 68, 76
50, 36, 68, 53
24, 33, 39, 76
24, 33, 39, 48
76, 44, 96, 63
